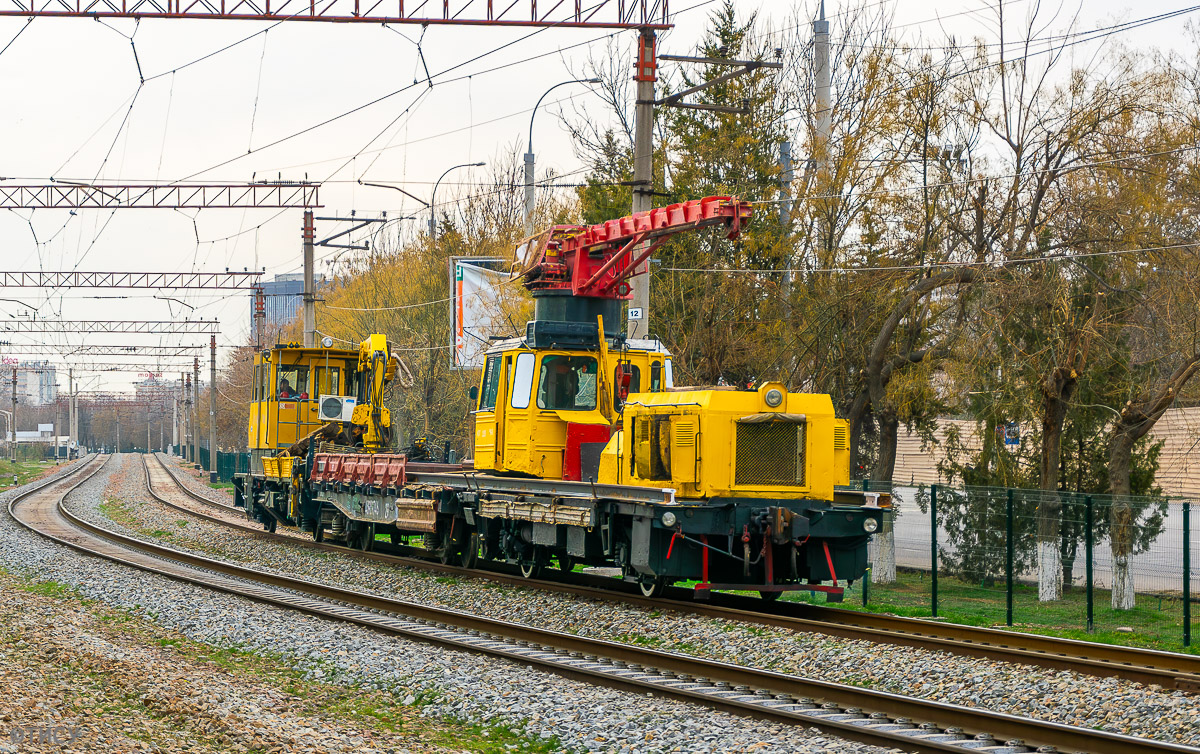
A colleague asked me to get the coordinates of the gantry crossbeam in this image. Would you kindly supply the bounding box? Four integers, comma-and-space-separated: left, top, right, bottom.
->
0, 320, 220, 334
0, 271, 261, 289
0, 344, 204, 357
0, 183, 318, 209
0, 0, 670, 28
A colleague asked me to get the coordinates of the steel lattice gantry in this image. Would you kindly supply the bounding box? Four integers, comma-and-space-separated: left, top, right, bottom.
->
0, 0, 670, 28
0, 320, 220, 334
0, 183, 318, 210
0, 344, 204, 357
0, 271, 261, 289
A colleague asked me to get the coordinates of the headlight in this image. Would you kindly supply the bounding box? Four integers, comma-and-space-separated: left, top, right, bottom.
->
662, 511, 677, 528
764, 388, 783, 407
863, 518, 879, 533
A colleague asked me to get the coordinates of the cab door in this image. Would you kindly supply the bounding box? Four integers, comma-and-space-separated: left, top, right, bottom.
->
472, 355, 504, 471
501, 352, 537, 473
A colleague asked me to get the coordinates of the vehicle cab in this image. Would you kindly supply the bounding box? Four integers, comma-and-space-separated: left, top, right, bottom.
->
247, 343, 360, 464
472, 324, 674, 481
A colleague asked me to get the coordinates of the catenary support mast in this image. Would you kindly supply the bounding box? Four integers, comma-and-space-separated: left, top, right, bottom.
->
209, 335, 218, 482
628, 29, 657, 335
303, 211, 316, 348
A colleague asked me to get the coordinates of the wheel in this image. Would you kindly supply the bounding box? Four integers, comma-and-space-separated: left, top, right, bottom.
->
359, 523, 374, 552
389, 532, 401, 546
438, 529, 455, 565
557, 554, 576, 573
758, 590, 782, 602
313, 524, 324, 543
638, 576, 665, 598
458, 533, 479, 569
519, 560, 543, 579
263, 516, 277, 534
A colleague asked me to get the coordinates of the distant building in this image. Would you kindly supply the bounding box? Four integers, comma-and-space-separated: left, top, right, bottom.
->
134, 376, 181, 407
0, 360, 58, 406
259, 273, 326, 328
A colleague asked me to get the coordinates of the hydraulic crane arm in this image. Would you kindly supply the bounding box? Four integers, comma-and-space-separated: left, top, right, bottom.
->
515, 196, 753, 300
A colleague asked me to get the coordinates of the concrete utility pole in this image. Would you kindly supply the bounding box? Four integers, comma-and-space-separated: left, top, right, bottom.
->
209, 335, 217, 482
779, 141, 794, 224
627, 28, 658, 334
254, 286, 266, 350
68, 368, 74, 455
780, 140, 795, 306
10, 369, 16, 462
302, 210, 316, 348
814, 2, 832, 173
192, 357, 201, 469
175, 374, 182, 453
525, 79, 600, 237
184, 374, 192, 463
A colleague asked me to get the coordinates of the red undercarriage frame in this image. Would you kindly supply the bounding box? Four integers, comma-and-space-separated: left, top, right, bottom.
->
669, 530, 846, 600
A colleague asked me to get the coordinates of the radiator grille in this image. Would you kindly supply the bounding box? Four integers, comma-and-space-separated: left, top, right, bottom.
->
833, 424, 848, 449
734, 421, 807, 487
674, 420, 696, 447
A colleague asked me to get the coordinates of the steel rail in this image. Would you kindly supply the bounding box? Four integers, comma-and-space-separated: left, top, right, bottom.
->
9, 455, 1191, 754
150, 453, 1200, 692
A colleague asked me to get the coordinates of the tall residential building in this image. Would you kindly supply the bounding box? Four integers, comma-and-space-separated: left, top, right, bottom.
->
259, 273, 327, 328
13, 361, 56, 405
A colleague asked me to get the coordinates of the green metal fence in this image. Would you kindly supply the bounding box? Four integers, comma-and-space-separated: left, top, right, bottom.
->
170, 446, 249, 483
836, 480, 1196, 649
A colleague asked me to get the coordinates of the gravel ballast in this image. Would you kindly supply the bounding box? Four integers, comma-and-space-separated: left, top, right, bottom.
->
3, 454, 891, 753
137, 454, 1200, 746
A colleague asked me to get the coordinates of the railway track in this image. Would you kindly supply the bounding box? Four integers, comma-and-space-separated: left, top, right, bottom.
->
149, 453, 1200, 693
10, 453, 1195, 754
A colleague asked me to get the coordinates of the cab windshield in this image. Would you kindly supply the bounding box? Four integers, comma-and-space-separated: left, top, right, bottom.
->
536, 355, 597, 410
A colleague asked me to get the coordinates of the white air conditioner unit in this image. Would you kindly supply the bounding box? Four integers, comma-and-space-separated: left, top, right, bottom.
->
318, 395, 357, 422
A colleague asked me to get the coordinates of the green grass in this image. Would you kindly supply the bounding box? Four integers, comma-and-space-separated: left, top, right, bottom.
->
0, 460, 57, 490
21, 579, 78, 600
207, 481, 235, 492
780, 569, 1199, 654
613, 632, 664, 648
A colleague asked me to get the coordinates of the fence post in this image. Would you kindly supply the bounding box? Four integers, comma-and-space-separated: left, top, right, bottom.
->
1006, 488, 1014, 627
931, 484, 939, 618
1085, 495, 1094, 634
1185, 501, 1192, 648
862, 566, 870, 607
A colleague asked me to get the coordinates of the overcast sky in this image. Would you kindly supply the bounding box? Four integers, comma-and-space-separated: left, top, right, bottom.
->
0, 0, 1187, 393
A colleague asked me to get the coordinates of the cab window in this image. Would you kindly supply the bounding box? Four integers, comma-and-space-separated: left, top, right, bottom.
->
664, 359, 674, 388
650, 361, 662, 392
510, 353, 535, 409
315, 366, 341, 397
252, 364, 260, 401
276, 365, 310, 400
479, 356, 502, 410
537, 355, 597, 411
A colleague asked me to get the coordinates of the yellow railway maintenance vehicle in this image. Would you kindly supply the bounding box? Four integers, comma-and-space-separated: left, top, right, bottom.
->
236, 196, 886, 600
233, 334, 410, 533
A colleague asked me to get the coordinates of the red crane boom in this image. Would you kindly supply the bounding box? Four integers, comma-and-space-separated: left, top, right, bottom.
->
515, 196, 753, 301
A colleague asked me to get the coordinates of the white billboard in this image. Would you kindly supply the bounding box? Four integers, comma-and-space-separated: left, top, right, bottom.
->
450, 257, 509, 369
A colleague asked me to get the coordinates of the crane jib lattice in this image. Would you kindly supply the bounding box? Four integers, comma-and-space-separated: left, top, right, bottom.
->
518, 195, 752, 300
